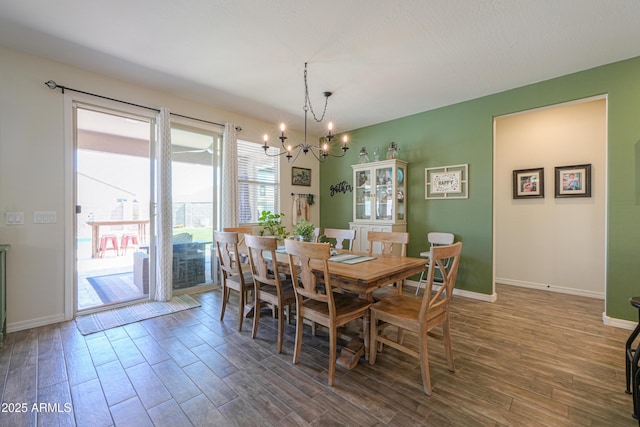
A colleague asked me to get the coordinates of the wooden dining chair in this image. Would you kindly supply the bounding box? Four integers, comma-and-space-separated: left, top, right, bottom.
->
245, 235, 296, 353
223, 226, 253, 261
369, 241, 462, 395
367, 231, 410, 301
323, 228, 356, 250
284, 238, 372, 386
223, 226, 253, 243
214, 231, 254, 331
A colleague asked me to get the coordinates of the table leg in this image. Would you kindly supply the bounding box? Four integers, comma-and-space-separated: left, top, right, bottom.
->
91, 225, 99, 258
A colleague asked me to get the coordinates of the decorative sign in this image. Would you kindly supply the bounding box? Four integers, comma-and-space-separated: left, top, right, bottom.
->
425, 164, 468, 199
329, 180, 353, 196
431, 171, 462, 194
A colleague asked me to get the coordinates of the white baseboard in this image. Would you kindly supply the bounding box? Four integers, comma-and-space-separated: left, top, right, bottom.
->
405, 279, 497, 302
495, 277, 604, 299
8, 313, 67, 334
603, 313, 636, 330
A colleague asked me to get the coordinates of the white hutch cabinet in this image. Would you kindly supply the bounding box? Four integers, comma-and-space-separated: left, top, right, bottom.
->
349, 159, 407, 252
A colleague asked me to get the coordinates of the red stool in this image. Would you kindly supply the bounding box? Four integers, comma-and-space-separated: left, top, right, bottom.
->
99, 234, 119, 258
120, 233, 139, 255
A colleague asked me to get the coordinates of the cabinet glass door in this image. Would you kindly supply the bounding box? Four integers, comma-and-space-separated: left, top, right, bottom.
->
375, 166, 394, 220
397, 164, 405, 221
355, 169, 372, 220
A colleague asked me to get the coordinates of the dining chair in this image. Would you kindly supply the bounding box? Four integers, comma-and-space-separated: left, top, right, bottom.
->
214, 231, 254, 331
367, 231, 410, 301
415, 232, 455, 295
284, 238, 372, 386
245, 235, 296, 353
223, 226, 253, 261
223, 226, 253, 242
313, 227, 321, 242
323, 228, 356, 250
369, 241, 462, 395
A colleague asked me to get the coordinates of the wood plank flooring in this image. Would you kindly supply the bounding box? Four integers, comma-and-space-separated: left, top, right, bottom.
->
0, 284, 636, 426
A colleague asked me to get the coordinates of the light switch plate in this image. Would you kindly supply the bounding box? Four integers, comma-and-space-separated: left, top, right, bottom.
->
34, 211, 57, 224
5, 211, 24, 225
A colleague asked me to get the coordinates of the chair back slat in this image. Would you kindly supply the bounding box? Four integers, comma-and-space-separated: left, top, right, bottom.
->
214, 231, 244, 281
245, 235, 280, 287
324, 228, 356, 250
367, 231, 409, 256
428, 232, 454, 246
419, 242, 462, 323
284, 239, 332, 305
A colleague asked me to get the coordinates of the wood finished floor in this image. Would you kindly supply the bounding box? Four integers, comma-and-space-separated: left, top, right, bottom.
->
0, 284, 635, 426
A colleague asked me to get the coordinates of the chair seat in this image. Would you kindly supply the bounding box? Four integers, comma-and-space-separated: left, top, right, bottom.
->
258, 280, 296, 302
301, 293, 371, 325
419, 251, 431, 258
226, 273, 254, 291
371, 295, 445, 326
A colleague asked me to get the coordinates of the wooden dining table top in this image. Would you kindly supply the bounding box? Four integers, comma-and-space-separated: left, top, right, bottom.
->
271, 249, 426, 299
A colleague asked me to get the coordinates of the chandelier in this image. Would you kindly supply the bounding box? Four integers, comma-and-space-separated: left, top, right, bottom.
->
262, 63, 349, 162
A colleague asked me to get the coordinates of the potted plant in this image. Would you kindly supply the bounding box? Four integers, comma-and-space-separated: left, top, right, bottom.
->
258, 210, 289, 241
293, 219, 316, 242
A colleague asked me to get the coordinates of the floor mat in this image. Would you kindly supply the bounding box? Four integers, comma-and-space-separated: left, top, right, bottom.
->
75, 294, 201, 335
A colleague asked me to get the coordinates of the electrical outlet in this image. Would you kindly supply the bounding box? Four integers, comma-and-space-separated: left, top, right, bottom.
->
5, 211, 24, 225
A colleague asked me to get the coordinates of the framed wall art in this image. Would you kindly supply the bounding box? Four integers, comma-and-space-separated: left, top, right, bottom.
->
425, 164, 468, 199
513, 167, 544, 199
291, 167, 311, 186
555, 164, 591, 198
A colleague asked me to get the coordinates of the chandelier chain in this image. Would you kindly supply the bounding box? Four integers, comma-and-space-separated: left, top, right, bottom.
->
304, 62, 328, 123
262, 63, 348, 163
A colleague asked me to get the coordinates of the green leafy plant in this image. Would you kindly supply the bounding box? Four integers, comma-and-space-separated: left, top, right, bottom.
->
258, 210, 289, 241
293, 219, 316, 242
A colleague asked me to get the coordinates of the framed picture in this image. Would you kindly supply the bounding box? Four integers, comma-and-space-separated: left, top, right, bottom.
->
291, 167, 311, 186
555, 164, 591, 198
513, 167, 544, 199
425, 164, 468, 199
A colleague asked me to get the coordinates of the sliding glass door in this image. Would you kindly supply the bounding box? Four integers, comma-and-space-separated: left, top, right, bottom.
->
170, 123, 221, 290
75, 105, 154, 311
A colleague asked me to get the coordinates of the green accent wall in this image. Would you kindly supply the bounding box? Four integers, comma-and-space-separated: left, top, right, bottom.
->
320, 55, 640, 321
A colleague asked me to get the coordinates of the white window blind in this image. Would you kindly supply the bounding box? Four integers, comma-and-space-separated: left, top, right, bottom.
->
237, 140, 280, 224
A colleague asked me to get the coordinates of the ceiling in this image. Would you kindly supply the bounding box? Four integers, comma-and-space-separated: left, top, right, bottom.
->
2, 1, 640, 136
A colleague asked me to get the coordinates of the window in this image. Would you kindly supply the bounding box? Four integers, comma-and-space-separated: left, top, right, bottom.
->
237, 140, 280, 224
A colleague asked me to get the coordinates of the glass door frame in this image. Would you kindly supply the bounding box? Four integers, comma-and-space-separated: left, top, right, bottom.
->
64, 93, 158, 318
169, 118, 222, 292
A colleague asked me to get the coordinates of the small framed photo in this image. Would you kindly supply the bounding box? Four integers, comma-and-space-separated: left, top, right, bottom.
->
291, 167, 311, 186
555, 164, 591, 198
513, 167, 544, 199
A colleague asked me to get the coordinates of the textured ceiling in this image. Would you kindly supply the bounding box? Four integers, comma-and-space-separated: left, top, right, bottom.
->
2, 0, 640, 136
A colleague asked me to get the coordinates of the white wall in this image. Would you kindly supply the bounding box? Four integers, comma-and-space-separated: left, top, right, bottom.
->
0, 46, 320, 331
494, 98, 606, 298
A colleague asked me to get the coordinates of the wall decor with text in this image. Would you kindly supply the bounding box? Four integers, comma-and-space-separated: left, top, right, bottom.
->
425, 164, 468, 199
